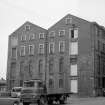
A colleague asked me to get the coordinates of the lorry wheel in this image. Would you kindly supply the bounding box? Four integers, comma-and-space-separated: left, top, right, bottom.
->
13, 101, 19, 105
38, 97, 47, 105
23, 102, 30, 105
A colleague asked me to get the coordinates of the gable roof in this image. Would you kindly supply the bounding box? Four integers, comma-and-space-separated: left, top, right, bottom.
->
48, 14, 91, 29
9, 21, 47, 37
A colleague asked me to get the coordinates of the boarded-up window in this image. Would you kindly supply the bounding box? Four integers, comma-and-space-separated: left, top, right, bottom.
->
71, 80, 78, 93
70, 42, 78, 55
70, 64, 77, 76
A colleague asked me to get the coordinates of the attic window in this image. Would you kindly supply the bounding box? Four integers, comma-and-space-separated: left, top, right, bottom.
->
25, 25, 30, 31
65, 17, 72, 24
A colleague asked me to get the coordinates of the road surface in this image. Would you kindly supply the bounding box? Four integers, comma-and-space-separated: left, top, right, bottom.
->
0, 97, 105, 105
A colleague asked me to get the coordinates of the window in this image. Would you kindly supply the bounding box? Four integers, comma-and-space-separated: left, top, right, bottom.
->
20, 61, 24, 79
59, 79, 63, 88
59, 57, 64, 73
38, 60, 43, 74
29, 34, 35, 40
28, 61, 33, 77
49, 31, 55, 37
95, 26, 98, 36
70, 64, 77, 76
10, 63, 16, 79
49, 59, 54, 73
12, 47, 17, 58
39, 44, 44, 54
29, 45, 34, 55
20, 46, 25, 56
25, 25, 30, 31
39, 33, 44, 39
71, 80, 78, 93
49, 79, 54, 88
21, 35, 26, 41
11, 37, 18, 46
59, 30, 65, 36
69, 28, 78, 39
103, 44, 105, 51
69, 42, 78, 55
59, 41, 65, 53
49, 42, 54, 54
65, 17, 72, 24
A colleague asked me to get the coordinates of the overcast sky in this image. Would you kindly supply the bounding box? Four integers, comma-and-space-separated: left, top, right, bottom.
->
0, 0, 105, 79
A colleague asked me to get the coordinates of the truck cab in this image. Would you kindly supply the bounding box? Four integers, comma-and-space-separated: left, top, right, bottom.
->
20, 79, 46, 105
11, 87, 22, 98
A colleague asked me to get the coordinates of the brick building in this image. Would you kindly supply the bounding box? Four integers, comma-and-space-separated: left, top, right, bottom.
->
6, 14, 105, 97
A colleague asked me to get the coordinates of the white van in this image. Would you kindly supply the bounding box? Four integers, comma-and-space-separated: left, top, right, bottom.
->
11, 87, 22, 98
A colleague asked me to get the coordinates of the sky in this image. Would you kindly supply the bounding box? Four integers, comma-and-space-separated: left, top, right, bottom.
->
0, 0, 105, 79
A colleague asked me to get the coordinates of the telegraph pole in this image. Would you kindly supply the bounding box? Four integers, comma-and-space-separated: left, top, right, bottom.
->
44, 32, 48, 94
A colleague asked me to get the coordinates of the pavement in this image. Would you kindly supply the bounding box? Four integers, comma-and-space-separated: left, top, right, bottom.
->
66, 97, 105, 105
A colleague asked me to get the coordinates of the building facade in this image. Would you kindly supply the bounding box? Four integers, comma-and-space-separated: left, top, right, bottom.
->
0, 78, 6, 92
6, 14, 105, 97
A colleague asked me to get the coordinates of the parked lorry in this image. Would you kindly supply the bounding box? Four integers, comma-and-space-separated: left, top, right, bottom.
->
20, 79, 69, 105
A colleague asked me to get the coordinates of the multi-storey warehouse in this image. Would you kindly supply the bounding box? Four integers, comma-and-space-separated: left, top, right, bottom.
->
6, 14, 105, 97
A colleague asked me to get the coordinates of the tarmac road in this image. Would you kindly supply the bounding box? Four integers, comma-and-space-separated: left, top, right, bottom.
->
0, 97, 20, 105
0, 97, 105, 105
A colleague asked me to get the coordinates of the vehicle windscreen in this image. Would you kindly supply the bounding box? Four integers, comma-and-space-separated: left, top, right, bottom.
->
12, 88, 21, 92
24, 81, 43, 88
24, 81, 36, 87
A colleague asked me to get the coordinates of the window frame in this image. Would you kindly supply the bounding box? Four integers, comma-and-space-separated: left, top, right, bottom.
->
38, 59, 43, 74
49, 31, 55, 37
29, 44, 34, 55
21, 35, 26, 41
29, 34, 35, 40
69, 28, 78, 39
59, 41, 65, 53
70, 64, 77, 76
39, 33, 45, 39
49, 78, 54, 88
25, 25, 30, 31
59, 30, 65, 36
20, 46, 26, 56
38, 44, 44, 54
69, 42, 78, 55
49, 42, 55, 54
65, 17, 72, 24
59, 79, 63, 88
11, 47, 17, 59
